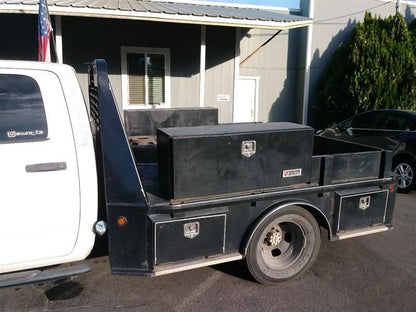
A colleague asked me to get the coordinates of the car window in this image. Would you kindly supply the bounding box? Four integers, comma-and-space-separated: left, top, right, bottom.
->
402, 117, 416, 130
0, 74, 48, 143
379, 113, 416, 131
342, 111, 386, 129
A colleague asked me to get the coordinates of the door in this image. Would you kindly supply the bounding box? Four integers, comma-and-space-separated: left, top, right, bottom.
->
234, 77, 259, 123
0, 69, 80, 270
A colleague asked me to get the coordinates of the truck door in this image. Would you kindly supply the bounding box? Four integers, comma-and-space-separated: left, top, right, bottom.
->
0, 69, 80, 270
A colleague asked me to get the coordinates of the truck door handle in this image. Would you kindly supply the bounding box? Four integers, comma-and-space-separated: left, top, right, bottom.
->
25, 162, 67, 173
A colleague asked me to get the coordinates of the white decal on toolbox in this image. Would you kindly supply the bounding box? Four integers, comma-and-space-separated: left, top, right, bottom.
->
282, 168, 302, 178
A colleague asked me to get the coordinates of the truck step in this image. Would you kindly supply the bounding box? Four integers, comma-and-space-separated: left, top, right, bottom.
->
337, 225, 392, 240
0, 263, 91, 288
153, 253, 244, 276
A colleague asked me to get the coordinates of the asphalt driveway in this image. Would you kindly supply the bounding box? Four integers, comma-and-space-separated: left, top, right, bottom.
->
1, 193, 415, 312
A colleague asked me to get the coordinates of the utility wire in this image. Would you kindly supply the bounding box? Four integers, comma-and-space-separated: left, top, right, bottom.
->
314, 1, 391, 24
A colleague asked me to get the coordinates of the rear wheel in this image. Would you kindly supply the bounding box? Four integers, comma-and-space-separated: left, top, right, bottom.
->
246, 206, 321, 284
393, 158, 416, 193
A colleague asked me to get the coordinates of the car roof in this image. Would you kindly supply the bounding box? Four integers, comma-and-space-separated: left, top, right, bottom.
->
348, 109, 416, 120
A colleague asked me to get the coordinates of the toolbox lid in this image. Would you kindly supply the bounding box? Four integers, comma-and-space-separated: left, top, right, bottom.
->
158, 122, 313, 138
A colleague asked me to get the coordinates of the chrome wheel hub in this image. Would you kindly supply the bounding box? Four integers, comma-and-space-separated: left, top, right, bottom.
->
265, 225, 283, 246
395, 163, 413, 189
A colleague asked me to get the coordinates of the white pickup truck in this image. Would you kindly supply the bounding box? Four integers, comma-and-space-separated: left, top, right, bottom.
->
0, 60, 97, 285
0, 59, 397, 287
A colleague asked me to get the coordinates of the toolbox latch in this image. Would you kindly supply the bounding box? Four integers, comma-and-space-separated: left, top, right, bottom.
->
184, 222, 200, 239
359, 196, 371, 210
241, 140, 256, 157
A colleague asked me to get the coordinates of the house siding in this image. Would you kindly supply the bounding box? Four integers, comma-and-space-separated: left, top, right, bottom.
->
0, 15, 204, 112
205, 26, 236, 123
61, 17, 203, 112
0, 14, 37, 61
239, 27, 303, 123
0, 13, 304, 125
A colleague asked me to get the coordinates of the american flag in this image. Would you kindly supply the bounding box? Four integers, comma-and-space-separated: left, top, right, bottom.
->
38, 0, 53, 62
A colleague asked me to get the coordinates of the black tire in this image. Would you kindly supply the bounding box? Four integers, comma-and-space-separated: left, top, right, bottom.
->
246, 206, 321, 284
393, 157, 416, 193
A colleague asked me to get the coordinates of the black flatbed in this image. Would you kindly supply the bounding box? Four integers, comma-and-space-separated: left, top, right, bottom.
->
88, 59, 396, 281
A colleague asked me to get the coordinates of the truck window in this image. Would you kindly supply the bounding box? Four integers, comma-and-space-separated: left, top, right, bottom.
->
0, 74, 48, 143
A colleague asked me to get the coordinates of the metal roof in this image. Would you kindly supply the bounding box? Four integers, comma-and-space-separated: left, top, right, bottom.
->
0, 0, 312, 30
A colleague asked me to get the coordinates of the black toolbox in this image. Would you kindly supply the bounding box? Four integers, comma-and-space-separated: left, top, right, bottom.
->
125, 107, 218, 136
157, 122, 314, 199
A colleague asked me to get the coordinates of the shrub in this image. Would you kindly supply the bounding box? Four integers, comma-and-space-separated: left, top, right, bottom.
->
316, 12, 416, 128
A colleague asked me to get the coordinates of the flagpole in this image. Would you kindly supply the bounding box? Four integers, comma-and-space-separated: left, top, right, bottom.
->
44, 1, 59, 62
38, 0, 57, 62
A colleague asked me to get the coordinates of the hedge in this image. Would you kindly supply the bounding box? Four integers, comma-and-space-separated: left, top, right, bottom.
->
316, 12, 416, 128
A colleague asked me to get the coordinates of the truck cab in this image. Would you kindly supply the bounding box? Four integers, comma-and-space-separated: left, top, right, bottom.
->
0, 61, 97, 275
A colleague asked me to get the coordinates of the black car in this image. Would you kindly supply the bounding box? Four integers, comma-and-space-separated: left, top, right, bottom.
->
318, 109, 416, 193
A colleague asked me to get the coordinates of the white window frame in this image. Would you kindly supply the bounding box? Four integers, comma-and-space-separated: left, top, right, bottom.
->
121, 46, 171, 110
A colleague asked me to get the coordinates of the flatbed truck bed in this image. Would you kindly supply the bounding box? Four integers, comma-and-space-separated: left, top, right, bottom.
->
90, 60, 396, 284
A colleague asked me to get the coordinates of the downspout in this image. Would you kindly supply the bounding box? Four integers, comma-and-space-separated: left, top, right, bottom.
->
301, 0, 314, 125
55, 16, 63, 64
199, 25, 206, 107
233, 27, 240, 122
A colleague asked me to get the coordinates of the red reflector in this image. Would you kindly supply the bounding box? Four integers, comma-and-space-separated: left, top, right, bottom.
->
389, 184, 395, 192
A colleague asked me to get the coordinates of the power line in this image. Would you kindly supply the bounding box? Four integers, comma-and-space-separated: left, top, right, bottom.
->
314, 1, 391, 24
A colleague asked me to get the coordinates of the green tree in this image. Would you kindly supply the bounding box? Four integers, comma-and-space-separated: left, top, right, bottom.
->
316, 12, 416, 128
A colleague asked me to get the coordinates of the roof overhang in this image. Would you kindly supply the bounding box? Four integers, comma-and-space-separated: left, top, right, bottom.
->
0, 1, 312, 30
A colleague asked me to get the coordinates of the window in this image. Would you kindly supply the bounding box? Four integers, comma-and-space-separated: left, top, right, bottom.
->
379, 113, 416, 131
122, 47, 170, 109
340, 111, 386, 129
0, 74, 48, 143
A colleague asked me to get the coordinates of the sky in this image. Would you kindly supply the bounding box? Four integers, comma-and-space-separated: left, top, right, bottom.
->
195, 0, 300, 9
191, 1, 416, 10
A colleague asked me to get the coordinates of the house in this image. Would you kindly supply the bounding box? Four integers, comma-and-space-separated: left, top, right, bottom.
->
0, 0, 415, 126
0, 0, 312, 125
